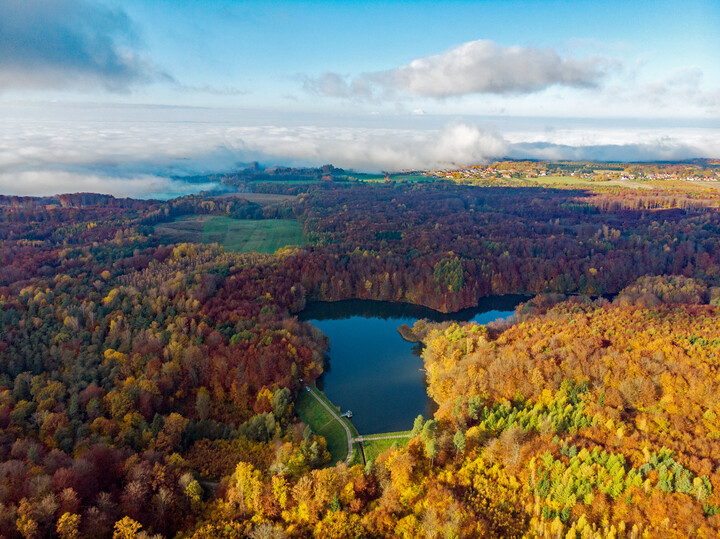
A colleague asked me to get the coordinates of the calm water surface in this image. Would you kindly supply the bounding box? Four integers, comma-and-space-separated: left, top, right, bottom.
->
298, 295, 527, 434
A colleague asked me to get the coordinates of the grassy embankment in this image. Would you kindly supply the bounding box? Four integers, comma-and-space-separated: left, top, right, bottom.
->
295, 386, 414, 465
295, 387, 359, 465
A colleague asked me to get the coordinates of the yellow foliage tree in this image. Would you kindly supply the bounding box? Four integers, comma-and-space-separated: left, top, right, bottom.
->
113, 516, 142, 539
56, 512, 81, 539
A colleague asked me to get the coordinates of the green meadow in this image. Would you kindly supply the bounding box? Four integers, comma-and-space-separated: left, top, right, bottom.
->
200, 217, 306, 253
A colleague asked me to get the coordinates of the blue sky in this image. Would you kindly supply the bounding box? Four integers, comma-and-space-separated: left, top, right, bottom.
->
0, 0, 719, 196
109, 0, 720, 110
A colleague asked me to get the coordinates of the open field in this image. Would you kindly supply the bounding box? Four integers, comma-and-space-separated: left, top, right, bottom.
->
541, 177, 720, 192
533, 175, 598, 186
201, 217, 305, 253
347, 173, 433, 183
153, 215, 213, 244
155, 216, 305, 253
527, 175, 649, 189
295, 388, 353, 464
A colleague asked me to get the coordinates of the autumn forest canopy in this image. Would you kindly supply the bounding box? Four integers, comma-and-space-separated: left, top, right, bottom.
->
1, 164, 720, 537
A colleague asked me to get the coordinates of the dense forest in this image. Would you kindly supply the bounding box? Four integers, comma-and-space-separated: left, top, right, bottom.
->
1, 178, 719, 537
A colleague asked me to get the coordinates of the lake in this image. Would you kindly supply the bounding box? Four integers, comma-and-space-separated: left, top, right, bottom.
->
298, 295, 528, 434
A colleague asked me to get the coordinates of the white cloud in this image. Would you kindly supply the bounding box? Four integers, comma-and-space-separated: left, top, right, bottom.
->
0, 170, 218, 198
301, 72, 371, 99
636, 67, 720, 111
208, 123, 508, 171
304, 39, 609, 100
0, 106, 718, 198
504, 127, 720, 162
0, 115, 510, 185
574, 65, 720, 119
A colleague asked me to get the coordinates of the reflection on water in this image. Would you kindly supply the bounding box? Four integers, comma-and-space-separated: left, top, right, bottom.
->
298, 296, 527, 434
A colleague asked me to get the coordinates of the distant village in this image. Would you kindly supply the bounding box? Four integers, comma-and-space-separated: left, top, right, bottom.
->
427, 160, 720, 184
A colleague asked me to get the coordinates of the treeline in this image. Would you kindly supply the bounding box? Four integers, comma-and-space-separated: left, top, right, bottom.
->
178, 163, 347, 189
138, 195, 272, 226
290, 183, 720, 311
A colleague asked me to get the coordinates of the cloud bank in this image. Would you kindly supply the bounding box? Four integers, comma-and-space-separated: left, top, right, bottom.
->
1, 110, 718, 198
0, 0, 169, 92
0, 171, 219, 199
304, 40, 608, 99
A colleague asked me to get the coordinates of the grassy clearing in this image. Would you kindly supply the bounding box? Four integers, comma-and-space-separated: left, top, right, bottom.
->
154, 215, 306, 253
362, 432, 412, 462
345, 173, 433, 183
200, 217, 305, 253
295, 389, 350, 464
153, 215, 210, 244
531, 175, 605, 187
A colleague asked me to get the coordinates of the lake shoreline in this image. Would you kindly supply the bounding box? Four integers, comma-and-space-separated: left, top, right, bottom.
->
298, 296, 528, 434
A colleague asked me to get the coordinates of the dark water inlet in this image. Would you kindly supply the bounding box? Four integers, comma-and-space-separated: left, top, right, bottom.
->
298, 295, 528, 434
